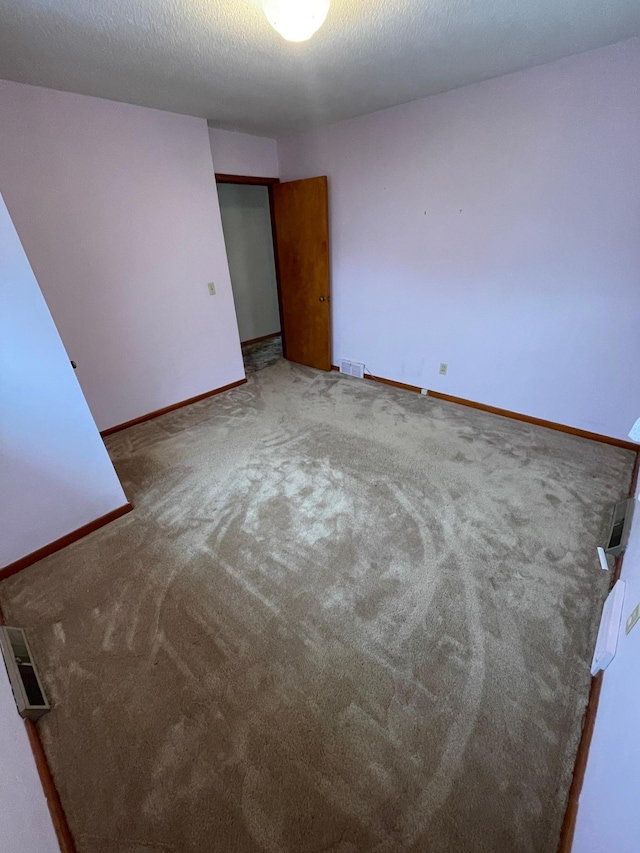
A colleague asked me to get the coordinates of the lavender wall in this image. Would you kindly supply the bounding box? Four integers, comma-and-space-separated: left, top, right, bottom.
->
0, 190, 126, 569
278, 38, 640, 440
572, 489, 640, 853
0, 664, 59, 851
0, 81, 244, 432
209, 127, 279, 178
218, 183, 281, 343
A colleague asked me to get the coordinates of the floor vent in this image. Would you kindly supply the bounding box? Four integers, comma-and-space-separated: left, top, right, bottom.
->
604, 498, 635, 558
0, 627, 50, 721
340, 359, 365, 379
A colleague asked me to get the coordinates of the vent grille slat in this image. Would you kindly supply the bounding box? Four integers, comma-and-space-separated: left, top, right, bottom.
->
339, 360, 365, 379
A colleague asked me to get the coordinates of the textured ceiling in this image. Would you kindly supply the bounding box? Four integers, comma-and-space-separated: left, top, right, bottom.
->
1, 0, 639, 136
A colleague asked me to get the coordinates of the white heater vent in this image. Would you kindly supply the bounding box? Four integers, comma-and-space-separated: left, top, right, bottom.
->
0, 627, 50, 721
340, 359, 365, 379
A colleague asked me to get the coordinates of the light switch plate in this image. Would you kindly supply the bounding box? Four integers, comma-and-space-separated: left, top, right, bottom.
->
207, 282, 216, 296
626, 602, 640, 635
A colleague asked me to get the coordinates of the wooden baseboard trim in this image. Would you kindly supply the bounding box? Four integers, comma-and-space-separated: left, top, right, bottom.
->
556, 452, 638, 852
100, 378, 248, 437
332, 365, 638, 451
557, 671, 604, 853
330, 365, 422, 395
557, 538, 632, 852
428, 390, 639, 451
365, 373, 422, 394
24, 719, 77, 853
0, 503, 133, 581
242, 332, 282, 347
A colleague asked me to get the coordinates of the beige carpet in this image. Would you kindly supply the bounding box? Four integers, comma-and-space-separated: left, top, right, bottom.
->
242, 335, 283, 373
0, 360, 634, 853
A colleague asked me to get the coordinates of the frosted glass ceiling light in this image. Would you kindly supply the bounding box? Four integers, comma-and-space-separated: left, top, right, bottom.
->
262, 0, 330, 42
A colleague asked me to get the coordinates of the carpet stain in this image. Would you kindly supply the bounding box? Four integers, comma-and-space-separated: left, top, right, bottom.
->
0, 359, 634, 853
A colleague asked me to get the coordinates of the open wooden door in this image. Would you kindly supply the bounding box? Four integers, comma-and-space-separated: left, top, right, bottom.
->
272, 176, 331, 371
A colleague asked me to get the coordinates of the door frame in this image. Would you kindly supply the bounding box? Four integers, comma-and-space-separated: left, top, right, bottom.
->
215, 173, 288, 358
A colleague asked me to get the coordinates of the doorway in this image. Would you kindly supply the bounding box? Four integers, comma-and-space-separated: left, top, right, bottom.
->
216, 172, 332, 374
216, 176, 282, 374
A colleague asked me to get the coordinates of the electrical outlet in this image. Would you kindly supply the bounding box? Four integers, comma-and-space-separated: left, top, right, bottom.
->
626, 602, 640, 635
421, 388, 428, 396
207, 282, 216, 296
439, 363, 448, 375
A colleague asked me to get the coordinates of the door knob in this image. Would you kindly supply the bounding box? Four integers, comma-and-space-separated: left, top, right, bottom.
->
319, 296, 326, 302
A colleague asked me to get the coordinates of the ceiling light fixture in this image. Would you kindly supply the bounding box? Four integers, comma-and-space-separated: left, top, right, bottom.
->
262, 0, 330, 43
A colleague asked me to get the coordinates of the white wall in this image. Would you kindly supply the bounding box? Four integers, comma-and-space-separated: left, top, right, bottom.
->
0, 80, 244, 432
0, 190, 126, 569
572, 483, 640, 853
218, 183, 280, 343
277, 38, 640, 441
0, 663, 59, 852
209, 127, 279, 178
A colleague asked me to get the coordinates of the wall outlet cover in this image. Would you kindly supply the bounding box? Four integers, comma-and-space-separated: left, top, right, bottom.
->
439, 363, 448, 375
207, 282, 216, 296
626, 602, 640, 635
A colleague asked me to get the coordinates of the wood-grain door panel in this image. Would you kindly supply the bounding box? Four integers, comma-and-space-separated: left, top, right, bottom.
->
272, 176, 331, 371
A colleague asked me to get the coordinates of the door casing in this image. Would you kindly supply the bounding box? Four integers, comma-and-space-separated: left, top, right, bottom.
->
215, 173, 331, 370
